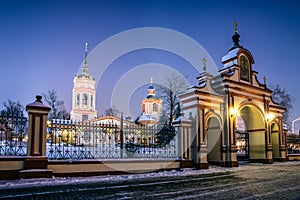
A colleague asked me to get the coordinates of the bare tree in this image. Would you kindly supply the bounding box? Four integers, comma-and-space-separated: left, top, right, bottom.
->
42, 90, 70, 120
0, 100, 27, 133
271, 84, 293, 126
1, 99, 24, 117
156, 73, 190, 125
104, 106, 121, 117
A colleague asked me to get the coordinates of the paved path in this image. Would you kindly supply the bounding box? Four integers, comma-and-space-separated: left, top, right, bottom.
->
0, 161, 299, 199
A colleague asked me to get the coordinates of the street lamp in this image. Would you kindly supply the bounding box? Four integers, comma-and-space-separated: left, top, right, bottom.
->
291, 117, 300, 135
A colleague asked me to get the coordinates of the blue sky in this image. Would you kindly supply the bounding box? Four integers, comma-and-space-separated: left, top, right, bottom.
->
1, 0, 300, 128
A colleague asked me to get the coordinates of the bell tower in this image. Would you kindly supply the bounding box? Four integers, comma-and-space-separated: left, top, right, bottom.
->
70, 43, 97, 121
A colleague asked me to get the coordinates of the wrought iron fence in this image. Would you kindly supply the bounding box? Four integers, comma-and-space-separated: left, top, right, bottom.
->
0, 113, 27, 156
287, 134, 300, 154
47, 119, 178, 160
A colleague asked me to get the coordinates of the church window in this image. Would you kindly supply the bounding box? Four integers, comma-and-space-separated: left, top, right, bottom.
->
239, 55, 250, 82
82, 114, 88, 121
91, 95, 94, 107
153, 103, 157, 111
83, 94, 88, 106
76, 94, 80, 105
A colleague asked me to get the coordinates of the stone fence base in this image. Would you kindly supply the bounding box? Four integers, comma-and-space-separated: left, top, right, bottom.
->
0, 157, 193, 180
287, 154, 300, 161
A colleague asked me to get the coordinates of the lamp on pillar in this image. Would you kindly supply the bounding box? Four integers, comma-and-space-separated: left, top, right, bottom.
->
230, 107, 238, 118
266, 113, 274, 121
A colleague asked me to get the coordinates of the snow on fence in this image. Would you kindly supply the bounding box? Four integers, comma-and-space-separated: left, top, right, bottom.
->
286, 134, 300, 154
47, 119, 178, 160
0, 113, 27, 156
0, 113, 179, 160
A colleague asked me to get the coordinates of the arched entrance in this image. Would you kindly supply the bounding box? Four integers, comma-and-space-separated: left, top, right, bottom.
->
206, 116, 222, 164
236, 115, 249, 160
237, 105, 266, 162
271, 122, 280, 158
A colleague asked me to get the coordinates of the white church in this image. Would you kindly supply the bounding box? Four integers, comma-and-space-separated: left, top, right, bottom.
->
70, 43, 162, 125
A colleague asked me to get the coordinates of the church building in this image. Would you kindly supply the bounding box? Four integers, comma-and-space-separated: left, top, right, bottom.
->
137, 78, 162, 125
70, 43, 98, 121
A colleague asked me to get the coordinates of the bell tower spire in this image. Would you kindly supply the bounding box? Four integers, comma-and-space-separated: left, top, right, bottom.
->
82, 42, 88, 75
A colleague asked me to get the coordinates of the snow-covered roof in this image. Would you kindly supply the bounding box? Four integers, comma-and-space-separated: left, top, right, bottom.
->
221, 48, 239, 63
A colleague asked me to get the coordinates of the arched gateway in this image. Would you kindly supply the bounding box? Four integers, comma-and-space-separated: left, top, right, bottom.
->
179, 23, 286, 168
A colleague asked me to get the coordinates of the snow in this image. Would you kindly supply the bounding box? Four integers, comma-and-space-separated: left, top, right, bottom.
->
0, 161, 299, 189
221, 48, 239, 63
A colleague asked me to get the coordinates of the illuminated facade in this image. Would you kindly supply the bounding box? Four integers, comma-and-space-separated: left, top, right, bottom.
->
180, 22, 286, 168
137, 78, 162, 125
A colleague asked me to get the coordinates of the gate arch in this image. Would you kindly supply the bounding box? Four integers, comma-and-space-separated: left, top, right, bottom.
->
237, 104, 266, 161
271, 121, 280, 158
205, 112, 222, 164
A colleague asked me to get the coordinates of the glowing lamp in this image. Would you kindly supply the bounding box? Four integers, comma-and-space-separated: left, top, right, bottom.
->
230, 107, 238, 117
266, 113, 274, 121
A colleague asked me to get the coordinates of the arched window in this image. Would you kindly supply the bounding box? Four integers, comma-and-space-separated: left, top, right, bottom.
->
153, 103, 157, 111
239, 55, 250, 82
83, 94, 88, 106
82, 114, 88, 121
76, 94, 80, 105
91, 95, 94, 107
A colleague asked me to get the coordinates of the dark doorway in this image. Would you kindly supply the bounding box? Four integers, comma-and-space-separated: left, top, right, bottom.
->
236, 131, 249, 161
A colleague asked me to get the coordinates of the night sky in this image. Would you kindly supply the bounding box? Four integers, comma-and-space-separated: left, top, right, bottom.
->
1, 0, 300, 129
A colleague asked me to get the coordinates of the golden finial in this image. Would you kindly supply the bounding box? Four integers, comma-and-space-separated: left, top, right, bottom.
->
202, 57, 207, 72
233, 21, 238, 33
263, 76, 267, 85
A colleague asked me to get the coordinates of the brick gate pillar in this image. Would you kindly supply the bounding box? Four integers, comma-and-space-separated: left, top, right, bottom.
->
173, 114, 193, 168
21, 95, 52, 178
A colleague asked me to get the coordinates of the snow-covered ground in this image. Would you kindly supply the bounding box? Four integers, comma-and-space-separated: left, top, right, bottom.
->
0, 161, 299, 189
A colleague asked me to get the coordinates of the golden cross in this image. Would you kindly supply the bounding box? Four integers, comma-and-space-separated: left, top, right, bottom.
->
202, 57, 207, 71
233, 21, 238, 33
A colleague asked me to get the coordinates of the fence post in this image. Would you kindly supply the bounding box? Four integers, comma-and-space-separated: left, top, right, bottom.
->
25, 95, 51, 169
172, 113, 192, 168
120, 113, 124, 158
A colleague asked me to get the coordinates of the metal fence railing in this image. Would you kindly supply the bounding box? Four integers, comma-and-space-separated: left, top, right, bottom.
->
287, 134, 300, 154
46, 119, 178, 160
0, 113, 27, 156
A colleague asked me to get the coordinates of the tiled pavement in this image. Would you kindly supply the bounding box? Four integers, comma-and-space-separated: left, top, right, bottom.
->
0, 161, 299, 199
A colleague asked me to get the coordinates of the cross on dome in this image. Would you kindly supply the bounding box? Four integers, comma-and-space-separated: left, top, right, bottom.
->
82, 42, 89, 75
202, 57, 207, 72
233, 21, 238, 33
